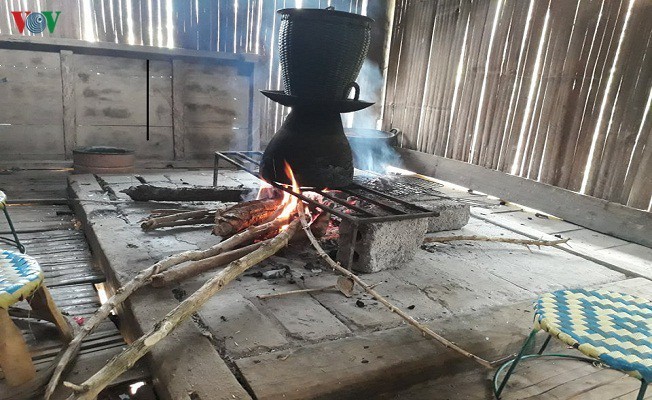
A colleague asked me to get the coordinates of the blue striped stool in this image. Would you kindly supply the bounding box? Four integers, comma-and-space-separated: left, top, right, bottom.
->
0, 191, 25, 253
0, 250, 73, 386
494, 289, 651, 399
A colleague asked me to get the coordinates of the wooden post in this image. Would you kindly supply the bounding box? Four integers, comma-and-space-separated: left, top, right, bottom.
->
171, 59, 185, 160
60, 50, 77, 159
28, 285, 74, 342
0, 308, 36, 387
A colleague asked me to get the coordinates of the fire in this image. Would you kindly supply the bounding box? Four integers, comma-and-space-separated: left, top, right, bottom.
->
277, 161, 301, 223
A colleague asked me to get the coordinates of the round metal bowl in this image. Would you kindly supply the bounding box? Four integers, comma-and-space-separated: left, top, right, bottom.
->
72, 146, 135, 174
344, 128, 399, 147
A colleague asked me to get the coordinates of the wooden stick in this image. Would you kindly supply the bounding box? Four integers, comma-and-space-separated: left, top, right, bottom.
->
257, 285, 336, 299
150, 241, 266, 287
45, 217, 289, 400
297, 205, 494, 369
65, 219, 301, 400
141, 209, 215, 231
258, 276, 357, 299
423, 235, 570, 247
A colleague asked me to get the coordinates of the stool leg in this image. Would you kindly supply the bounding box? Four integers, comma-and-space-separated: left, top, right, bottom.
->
537, 335, 552, 355
28, 285, 73, 342
0, 307, 36, 386
495, 329, 538, 398
636, 380, 648, 400
2, 207, 25, 253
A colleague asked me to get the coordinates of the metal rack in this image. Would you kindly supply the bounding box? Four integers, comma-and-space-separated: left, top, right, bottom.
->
213, 151, 441, 268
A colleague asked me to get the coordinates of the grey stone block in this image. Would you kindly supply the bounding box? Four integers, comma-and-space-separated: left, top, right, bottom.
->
199, 292, 289, 357
414, 200, 470, 232
337, 218, 428, 273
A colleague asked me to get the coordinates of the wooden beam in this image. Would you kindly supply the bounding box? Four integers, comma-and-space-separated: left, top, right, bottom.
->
60, 50, 77, 159
171, 60, 185, 160
398, 148, 652, 248
0, 35, 261, 64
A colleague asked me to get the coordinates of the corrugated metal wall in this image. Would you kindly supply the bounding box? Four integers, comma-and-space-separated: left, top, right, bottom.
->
384, 0, 652, 211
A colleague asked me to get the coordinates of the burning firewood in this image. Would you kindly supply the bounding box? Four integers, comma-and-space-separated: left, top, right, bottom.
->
212, 198, 282, 237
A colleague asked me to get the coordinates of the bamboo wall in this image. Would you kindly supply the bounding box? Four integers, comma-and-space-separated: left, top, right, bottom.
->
384, 0, 652, 211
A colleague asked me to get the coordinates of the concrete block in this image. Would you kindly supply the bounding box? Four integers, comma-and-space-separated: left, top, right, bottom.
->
414, 199, 470, 232
198, 292, 289, 357
262, 295, 351, 341
337, 218, 428, 273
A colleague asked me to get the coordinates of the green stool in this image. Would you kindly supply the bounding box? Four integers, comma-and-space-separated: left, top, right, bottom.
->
494, 289, 651, 399
0, 190, 25, 253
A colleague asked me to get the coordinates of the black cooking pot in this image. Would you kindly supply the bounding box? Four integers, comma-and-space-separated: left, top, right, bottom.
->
344, 128, 400, 147
345, 128, 401, 172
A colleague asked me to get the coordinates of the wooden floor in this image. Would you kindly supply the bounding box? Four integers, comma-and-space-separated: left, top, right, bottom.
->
380, 352, 651, 399
0, 168, 148, 400
2, 167, 649, 400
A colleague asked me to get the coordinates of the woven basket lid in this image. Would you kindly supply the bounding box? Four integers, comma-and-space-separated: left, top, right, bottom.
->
277, 7, 373, 25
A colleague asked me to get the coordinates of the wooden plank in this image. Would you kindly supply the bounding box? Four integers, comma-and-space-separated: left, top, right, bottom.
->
485, 0, 531, 169
423, 0, 460, 155
626, 126, 652, 210
171, 59, 185, 159
473, 210, 652, 280
0, 34, 261, 63
497, 0, 549, 173
551, 0, 612, 188
382, 0, 406, 131
566, 0, 627, 192
457, 0, 495, 163
399, 148, 652, 248
60, 50, 77, 158
589, 1, 652, 199
475, 1, 516, 166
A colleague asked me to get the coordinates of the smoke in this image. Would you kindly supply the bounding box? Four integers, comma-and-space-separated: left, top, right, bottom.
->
349, 136, 402, 173
346, 61, 403, 173
345, 60, 383, 129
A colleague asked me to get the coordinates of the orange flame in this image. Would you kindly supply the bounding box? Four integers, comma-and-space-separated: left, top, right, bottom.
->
277, 161, 301, 224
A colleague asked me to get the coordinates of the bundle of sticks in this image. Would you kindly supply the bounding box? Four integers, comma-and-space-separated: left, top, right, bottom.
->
44, 192, 309, 399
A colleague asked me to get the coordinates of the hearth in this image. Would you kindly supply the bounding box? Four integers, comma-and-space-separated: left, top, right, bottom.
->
213, 151, 443, 272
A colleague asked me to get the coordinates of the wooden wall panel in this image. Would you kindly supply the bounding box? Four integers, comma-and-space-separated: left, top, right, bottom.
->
384, 0, 652, 212
0, 50, 63, 124
0, 49, 64, 159
175, 60, 251, 158
0, 125, 65, 159
0, 44, 256, 162
74, 55, 172, 127
176, 62, 249, 129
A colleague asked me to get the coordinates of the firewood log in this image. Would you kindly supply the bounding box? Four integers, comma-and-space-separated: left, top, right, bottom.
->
212, 198, 281, 237
121, 184, 250, 202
